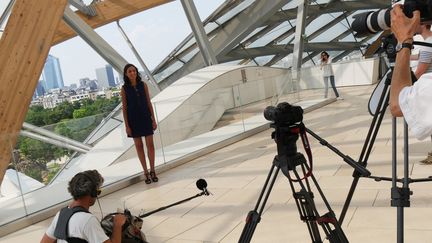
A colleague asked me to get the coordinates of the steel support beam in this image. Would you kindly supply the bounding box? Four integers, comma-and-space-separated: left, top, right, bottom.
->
180, 0, 218, 66
22, 122, 92, 152
63, 6, 127, 74
116, 20, 161, 93
20, 131, 89, 154
158, 0, 290, 89
68, 0, 97, 16
291, 0, 309, 88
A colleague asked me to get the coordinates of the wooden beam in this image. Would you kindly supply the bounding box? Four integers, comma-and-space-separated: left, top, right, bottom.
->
0, 0, 68, 185
52, 0, 174, 45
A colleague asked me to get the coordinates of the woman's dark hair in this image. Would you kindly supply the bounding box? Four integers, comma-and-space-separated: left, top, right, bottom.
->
123, 63, 142, 87
321, 51, 329, 58
68, 170, 104, 200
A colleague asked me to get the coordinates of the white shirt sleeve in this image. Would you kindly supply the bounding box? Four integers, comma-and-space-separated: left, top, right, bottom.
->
44, 212, 109, 243
45, 212, 60, 239
398, 73, 432, 140
82, 215, 110, 243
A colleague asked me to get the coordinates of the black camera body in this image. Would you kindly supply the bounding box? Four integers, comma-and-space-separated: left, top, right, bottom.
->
264, 103, 304, 162
264, 102, 303, 125
352, 0, 432, 37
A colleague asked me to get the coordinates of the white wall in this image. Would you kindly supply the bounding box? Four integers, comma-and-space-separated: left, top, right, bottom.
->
299, 57, 380, 89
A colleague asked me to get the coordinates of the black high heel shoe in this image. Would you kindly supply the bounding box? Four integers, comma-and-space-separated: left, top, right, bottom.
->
144, 173, 152, 184
150, 171, 158, 182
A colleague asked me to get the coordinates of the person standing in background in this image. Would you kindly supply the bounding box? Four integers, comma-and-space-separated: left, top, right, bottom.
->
320, 51, 342, 100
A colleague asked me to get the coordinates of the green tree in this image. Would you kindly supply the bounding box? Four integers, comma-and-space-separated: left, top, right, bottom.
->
25, 105, 48, 126
54, 102, 75, 120
45, 163, 62, 183
54, 122, 72, 138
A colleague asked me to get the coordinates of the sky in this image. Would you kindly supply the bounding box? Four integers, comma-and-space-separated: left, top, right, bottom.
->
0, 0, 225, 86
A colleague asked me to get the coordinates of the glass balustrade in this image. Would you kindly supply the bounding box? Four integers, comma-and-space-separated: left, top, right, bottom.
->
0, 65, 336, 230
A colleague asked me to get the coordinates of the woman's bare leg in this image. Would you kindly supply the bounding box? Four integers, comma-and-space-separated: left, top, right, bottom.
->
145, 135, 155, 172
133, 137, 149, 175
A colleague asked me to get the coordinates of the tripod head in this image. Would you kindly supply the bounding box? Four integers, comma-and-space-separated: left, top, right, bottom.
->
379, 33, 397, 64
264, 103, 306, 170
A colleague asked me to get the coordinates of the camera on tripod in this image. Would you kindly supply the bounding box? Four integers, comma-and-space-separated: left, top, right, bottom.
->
263, 102, 303, 125
352, 0, 432, 37
264, 102, 305, 168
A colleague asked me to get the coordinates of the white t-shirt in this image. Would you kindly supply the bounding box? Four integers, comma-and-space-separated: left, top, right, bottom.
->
45, 211, 109, 243
321, 58, 334, 77
399, 73, 432, 140
417, 36, 432, 74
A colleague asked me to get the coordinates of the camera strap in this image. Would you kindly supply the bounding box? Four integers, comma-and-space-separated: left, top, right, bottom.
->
290, 123, 313, 182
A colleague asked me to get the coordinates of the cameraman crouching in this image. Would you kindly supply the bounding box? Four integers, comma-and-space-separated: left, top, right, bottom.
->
41, 170, 126, 243
390, 4, 432, 140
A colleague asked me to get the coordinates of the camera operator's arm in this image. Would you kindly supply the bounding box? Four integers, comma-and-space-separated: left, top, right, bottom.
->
390, 5, 420, 117
105, 214, 126, 243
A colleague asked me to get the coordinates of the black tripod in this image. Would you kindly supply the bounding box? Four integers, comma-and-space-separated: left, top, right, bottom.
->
238, 118, 370, 243
335, 34, 432, 243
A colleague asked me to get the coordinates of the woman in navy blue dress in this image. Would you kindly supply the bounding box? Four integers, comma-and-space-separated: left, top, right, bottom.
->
121, 64, 158, 184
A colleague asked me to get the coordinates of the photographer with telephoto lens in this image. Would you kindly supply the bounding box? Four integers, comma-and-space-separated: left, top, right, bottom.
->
390, 4, 432, 140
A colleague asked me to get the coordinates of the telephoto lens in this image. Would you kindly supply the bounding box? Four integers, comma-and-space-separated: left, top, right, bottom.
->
352, 8, 391, 37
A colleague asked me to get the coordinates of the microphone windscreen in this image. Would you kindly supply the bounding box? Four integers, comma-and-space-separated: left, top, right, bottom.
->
196, 179, 207, 190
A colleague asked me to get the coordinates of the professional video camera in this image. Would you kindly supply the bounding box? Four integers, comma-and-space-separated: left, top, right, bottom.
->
99, 179, 211, 243
101, 209, 147, 243
352, 0, 432, 37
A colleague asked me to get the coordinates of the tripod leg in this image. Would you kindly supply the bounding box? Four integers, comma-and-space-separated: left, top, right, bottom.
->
284, 163, 324, 243
238, 157, 281, 243
339, 83, 390, 224
298, 163, 349, 243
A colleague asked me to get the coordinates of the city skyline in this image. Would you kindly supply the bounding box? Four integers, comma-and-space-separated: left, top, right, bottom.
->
39, 53, 119, 91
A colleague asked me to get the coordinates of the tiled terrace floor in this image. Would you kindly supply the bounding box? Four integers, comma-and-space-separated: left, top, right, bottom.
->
1, 85, 431, 243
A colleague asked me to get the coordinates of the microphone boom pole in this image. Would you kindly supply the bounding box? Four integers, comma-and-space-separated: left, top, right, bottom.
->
139, 178, 210, 218
139, 191, 206, 218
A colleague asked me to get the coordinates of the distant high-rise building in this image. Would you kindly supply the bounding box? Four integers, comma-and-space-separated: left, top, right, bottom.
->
34, 81, 45, 97
79, 77, 98, 90
79, 77, 91, 88
41, 54, 64, 91
96, 65, 115, 88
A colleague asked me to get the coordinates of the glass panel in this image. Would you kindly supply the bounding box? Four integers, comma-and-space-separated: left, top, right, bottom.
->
181, 47, 199, 63
0, 131, 82, 225
176, 36, 196, 55
239, 26, 266, 45
310, 22, 350, 43
0, 132, 27, 226
305, 12, 344, 37
248, 22, 291, 48
0, 0, 12, 32
214, 0, 254, 25
254, 55, 275, 66
153, 61, 184, 83
27, 90, 121, 143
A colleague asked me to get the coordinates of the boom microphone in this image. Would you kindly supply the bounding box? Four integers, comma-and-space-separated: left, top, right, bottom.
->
196, 178, 211, 196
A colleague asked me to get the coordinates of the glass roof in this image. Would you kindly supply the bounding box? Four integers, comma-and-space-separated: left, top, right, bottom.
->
152, 0, 390, 86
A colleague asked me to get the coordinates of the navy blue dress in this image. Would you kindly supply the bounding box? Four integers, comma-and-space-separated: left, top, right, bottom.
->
123, 82, 154, 138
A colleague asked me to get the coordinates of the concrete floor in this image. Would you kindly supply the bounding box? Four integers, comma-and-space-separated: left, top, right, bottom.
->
1, 85, 431, 243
